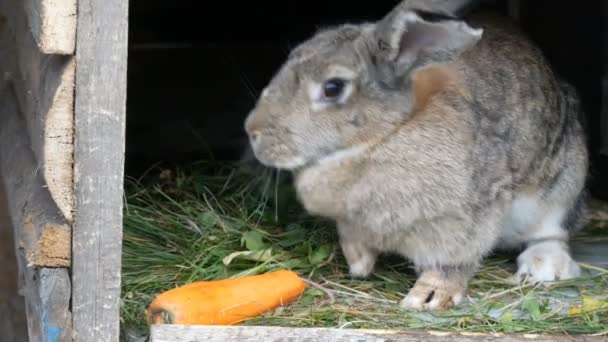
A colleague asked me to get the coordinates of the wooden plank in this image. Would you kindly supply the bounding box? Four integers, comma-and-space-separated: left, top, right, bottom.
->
23, 0, 77, 54
0, 82, 72, 342
150, 326, 607, 342
0, 181, 29, 342
0, 0, 75, 223
0, 0, 73, 269
602, 74, 608, 156
602, 0, 608, 156
71, 0, 129, 341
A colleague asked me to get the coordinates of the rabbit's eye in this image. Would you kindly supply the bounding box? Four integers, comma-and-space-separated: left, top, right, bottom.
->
322, 78, 346, 100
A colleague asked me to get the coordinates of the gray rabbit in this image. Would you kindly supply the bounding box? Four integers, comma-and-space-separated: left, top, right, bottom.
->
244, 0, 589, 311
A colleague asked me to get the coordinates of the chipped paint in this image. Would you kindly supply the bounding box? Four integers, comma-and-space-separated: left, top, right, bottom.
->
42, 305, 64, 342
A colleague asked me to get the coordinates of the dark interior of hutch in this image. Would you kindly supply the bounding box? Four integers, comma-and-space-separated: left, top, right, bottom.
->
125, 0, 608, 201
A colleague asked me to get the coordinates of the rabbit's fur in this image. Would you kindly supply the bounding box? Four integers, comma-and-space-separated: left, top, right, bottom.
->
244, 1, 589, 311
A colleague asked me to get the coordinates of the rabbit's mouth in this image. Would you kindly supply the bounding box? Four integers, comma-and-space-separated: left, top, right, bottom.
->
248, 138, 310, 170
269, 157, 309, 170
248, 125, 353, 171
252, 140, 368, 172
254, 154, 309, 171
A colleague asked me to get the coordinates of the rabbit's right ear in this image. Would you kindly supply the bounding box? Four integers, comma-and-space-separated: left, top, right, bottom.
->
400, 0, 481, 18
368, 4, 482, 82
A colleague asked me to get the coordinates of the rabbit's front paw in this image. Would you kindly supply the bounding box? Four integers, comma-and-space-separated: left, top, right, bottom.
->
400, 270, 466, 311
514, 240, 581, 284
340, 239, 377, 278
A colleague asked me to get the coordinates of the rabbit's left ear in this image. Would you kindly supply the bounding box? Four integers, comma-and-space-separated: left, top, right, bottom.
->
369, 6, 483, 78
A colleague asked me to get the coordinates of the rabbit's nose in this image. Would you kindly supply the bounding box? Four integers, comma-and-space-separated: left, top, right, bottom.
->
245, 110, 269, 145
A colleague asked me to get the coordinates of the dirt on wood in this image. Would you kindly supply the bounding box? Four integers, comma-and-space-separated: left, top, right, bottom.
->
33, 224, 71, 267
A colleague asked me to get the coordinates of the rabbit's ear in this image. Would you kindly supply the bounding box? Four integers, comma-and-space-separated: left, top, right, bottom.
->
370, 6, 482, 78
400, 0, 480, 18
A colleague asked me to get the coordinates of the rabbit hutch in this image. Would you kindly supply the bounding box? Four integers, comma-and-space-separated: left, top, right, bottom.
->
1, 0, 608, 341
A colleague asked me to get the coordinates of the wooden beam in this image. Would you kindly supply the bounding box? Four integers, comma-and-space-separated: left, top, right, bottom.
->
0, 83, 72, 342
23, 0, 77, 54
601, 0, 608, 156
71, 0, 129, 341
150, 326, 607, 342
0, 181, 29, 342
0, 1, 75, 223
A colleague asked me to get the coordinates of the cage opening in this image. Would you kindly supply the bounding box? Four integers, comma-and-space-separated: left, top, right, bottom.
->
121, 0, 608, 338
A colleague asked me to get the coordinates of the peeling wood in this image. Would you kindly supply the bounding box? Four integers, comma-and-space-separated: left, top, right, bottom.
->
71, 0, 129, 341
22, 216, 71, 268
32, 225, 71, 268
150, 326, 607, 342
0, 83, 72, 342
1, 1, 74, 341
23, 0, 77, 54
0, 0, 75, 222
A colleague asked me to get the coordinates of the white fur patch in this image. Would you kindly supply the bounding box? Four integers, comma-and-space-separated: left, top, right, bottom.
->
499, 195, 541, 246
500, 195, 568, 246
534, 209, 567, 241
510, 196, 540, 228
348, 254, 374, 278
400, 292, 426, 310
402, 11, 422, 27
261, 87, 270, 98
308, 82, 327, 113
273, 156, 307, 170
515, 240, 581, 283
452, 22, 484, 38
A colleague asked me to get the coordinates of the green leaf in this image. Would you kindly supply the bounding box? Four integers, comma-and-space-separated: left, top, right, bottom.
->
277, 227, 307, 248
500, 311, 513, 324
197, 211, 217, 227
384, 282, 402, 293
300, 294, 315, 305
522, 297, 541, 321
222, 248, 273, 266
281, 258, 309, 269
306, 288, 325, 297
309, 244, 331, 265
241, 230, 267, 251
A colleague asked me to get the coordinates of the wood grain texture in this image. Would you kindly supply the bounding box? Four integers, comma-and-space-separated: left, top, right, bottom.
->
71, 0, 129, 341
0, 0, 75, 222
0, 83, 72, 342
23, 0, 77, 54
150, 326, 606, 342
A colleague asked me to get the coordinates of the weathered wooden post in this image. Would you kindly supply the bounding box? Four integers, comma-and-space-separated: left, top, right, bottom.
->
0, 0, 128, 341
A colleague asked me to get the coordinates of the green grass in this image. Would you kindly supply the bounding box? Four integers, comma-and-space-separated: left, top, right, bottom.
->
120, 161, 608, 339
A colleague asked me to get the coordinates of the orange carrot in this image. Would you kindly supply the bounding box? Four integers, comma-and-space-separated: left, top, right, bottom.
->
146, 269, 306, 325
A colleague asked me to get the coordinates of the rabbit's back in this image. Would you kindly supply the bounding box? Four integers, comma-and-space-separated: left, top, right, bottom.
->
450, 13, 588, 242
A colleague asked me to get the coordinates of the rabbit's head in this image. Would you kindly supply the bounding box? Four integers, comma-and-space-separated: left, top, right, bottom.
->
244, 1, 482, 170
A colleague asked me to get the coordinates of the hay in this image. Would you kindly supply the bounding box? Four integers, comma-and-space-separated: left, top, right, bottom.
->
120, 161, 608, 339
